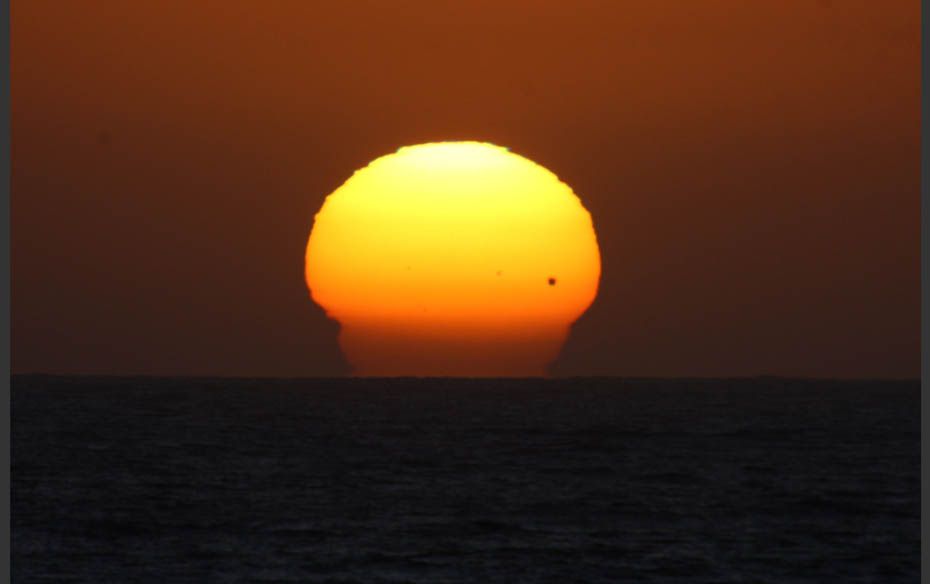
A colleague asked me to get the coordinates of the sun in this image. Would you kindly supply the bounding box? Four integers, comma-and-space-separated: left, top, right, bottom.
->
305, 141, 600, 376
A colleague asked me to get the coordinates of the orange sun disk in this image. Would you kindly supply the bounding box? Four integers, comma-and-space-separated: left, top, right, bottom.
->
305, 142, 600, 376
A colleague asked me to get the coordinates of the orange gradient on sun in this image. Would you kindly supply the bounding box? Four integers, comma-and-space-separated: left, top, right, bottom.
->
305, 142, 600, 376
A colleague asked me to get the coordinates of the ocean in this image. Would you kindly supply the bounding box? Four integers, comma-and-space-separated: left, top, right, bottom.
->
12, 376, 920, 583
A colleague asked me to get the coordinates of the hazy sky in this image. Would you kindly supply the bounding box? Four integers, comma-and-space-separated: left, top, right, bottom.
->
12, 1, 920, 377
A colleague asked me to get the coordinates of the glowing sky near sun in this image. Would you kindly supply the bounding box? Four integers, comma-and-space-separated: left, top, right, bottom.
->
12, 1, 918, 378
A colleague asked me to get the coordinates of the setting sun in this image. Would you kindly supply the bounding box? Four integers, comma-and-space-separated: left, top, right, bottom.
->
305, 142, 600, 376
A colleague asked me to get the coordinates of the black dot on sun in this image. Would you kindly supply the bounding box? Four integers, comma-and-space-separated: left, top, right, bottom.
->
548, 277, 557, 286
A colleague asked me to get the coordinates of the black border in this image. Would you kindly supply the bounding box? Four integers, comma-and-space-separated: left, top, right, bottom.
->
2, 0, 10, 578
920, 0, 928, 580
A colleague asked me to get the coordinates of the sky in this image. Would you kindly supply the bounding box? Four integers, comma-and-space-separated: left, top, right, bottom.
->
12, 1, 920, 378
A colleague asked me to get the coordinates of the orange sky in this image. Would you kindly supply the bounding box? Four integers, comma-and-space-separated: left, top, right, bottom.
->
12, 1, 920, 377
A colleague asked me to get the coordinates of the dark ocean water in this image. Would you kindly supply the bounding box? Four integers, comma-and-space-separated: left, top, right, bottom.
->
12, 376, 920, 583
